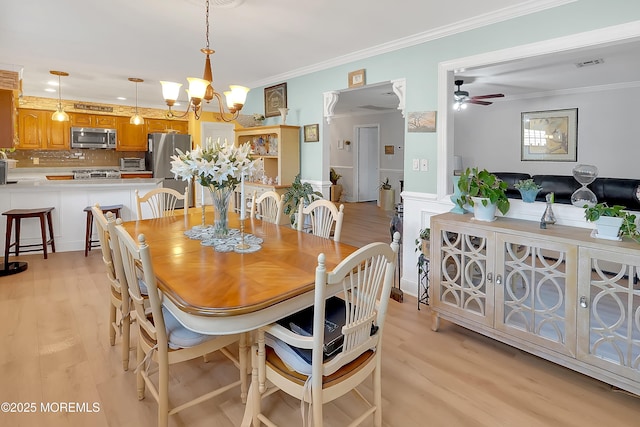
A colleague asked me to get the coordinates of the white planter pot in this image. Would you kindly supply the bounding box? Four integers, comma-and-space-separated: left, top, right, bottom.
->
593, 216, 624, 240
471, 197, 497, 222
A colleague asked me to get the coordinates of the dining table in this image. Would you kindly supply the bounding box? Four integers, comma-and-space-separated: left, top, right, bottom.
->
121, 210, 358, 336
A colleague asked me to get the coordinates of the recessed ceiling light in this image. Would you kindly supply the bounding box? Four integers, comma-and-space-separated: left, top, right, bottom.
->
44, 88, 56, 92
117, 97, 126, 100
47, 80, 59, 86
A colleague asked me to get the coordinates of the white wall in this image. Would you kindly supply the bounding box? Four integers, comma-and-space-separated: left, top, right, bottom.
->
329, 111, 405, 203
454, 86, 640, 178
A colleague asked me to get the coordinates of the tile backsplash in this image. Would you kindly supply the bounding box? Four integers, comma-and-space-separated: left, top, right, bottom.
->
8, 149, 144, 168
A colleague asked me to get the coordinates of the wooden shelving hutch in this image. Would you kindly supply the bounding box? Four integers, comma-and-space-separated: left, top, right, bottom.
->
234, 125, 300, 225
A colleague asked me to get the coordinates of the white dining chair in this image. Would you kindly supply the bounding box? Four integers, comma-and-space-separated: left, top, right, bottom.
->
244, 232, 400, 427
111, 218, 247, 427
135, 187, 189, 220
297, 198, 344, 242
91, 204, 133, 371
250, 190, 284, 224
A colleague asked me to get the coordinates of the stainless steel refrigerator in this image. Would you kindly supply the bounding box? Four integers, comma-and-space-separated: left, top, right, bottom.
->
146, 133, 194, 208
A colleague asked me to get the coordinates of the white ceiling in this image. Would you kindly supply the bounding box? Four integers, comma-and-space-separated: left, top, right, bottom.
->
2, 0, 636, 116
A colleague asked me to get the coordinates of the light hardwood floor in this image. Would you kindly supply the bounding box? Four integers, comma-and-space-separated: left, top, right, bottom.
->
0, 202, 638, 426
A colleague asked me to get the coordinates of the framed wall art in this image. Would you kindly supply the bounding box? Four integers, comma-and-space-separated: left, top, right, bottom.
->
521, 108, 578, 161
264, 83, 287, 117
348, 69, 366, 88
407, 111, 436, 132
304, 124, 319, 142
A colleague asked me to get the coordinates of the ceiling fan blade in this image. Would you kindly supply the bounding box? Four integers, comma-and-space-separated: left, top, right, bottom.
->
468, 100, 493, 106
471, 93, 504, 100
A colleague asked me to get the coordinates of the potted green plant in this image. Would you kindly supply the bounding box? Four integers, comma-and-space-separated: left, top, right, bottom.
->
584, 202, 639, 241
282, 174, 323, 226
514, 178, 543, 203
456, 167, 510, 221
329, 167, 342, 202
378, 177, 395, 211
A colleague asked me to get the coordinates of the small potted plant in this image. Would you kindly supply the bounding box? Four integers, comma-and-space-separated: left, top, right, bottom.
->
584, 202, 639, 241
456, 167, 510, 221
514, 178, 543, 203
378, 177, 395, 210
414, 228, 431, 259
329, 167, 342, 202
282, 174, 323, 227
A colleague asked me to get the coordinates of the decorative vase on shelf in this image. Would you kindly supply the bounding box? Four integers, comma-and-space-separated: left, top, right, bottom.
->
450, 176, 466, 214
209, 186, 234, 237
518, 188, 541, 203
279, 107, 289, 124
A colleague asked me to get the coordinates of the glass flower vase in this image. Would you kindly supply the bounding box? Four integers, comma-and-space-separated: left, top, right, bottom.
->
209, 186, 234, 237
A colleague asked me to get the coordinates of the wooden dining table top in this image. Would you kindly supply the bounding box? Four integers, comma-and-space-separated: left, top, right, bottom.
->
121, 211, 358, 319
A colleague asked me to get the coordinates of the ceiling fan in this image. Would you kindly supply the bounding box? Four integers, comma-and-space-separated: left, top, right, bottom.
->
453, 79, 504, 110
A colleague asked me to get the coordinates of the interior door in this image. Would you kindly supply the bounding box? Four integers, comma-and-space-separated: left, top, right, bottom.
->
198, 122, 235, 206
356, 125, 379, 202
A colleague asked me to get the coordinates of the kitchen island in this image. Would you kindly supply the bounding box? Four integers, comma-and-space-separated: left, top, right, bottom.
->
0, 177, 163, 254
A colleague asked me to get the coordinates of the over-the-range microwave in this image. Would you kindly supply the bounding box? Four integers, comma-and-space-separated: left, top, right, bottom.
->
70, 127, 116, 149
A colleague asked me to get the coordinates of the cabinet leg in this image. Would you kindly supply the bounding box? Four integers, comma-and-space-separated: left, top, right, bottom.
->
431, 312, 440, 332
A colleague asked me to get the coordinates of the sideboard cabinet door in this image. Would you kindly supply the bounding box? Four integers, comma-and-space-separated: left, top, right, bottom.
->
494, 234, 577, 357
431, 223, 495, 328
577, 247, 640, 383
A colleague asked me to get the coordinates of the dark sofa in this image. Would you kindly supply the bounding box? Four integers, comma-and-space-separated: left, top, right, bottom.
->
492, 172, 640, 211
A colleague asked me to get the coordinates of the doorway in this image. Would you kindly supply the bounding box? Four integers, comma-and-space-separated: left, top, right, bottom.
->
355, 125, 379, 202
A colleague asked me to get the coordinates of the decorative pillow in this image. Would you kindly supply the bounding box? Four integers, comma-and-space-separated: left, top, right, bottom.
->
162, 307, 216, 349
264, 333, 312, 376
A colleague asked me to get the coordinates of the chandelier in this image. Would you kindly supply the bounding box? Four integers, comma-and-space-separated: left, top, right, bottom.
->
160, 0, 249, 121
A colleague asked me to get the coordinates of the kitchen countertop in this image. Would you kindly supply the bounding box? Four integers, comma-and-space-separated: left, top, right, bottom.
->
1, 177, 163, 189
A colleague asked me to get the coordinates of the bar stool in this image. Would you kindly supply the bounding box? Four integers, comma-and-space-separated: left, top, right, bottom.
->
3, 207, 56, 261
84, 204, 123, 256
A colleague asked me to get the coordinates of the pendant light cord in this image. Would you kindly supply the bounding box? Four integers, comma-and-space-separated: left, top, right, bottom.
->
205, 0, 210, 50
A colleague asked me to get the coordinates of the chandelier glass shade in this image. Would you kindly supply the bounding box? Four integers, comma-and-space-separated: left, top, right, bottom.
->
160, 0, 249, 122
129, 77, 145, 125
50, 70, 69, 122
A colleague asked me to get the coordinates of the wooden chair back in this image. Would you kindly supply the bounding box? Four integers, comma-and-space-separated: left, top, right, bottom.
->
297, 198, 344, 242
250, 190, 284, 224
135, 187, 189, 220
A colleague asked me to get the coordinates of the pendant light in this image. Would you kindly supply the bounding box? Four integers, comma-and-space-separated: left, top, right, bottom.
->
50, 70, 69, 122
128, 78, 145, 125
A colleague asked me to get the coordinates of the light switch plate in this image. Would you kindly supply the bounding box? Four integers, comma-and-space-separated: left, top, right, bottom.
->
421, 159, 428, 171
412, 159, 419, 171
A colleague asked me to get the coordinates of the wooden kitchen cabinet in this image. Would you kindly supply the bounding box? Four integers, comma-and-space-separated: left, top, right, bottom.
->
0, 89, 16, 148
69, 113, 118, 128
146, 119, 188, 134
117, 116, 148, 151
17, 109, 70, 150
17, 109, 43, 149
430, 212, 640, 396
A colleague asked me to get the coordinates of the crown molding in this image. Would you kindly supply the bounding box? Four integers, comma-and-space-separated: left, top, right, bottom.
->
249, 0, 576, 88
